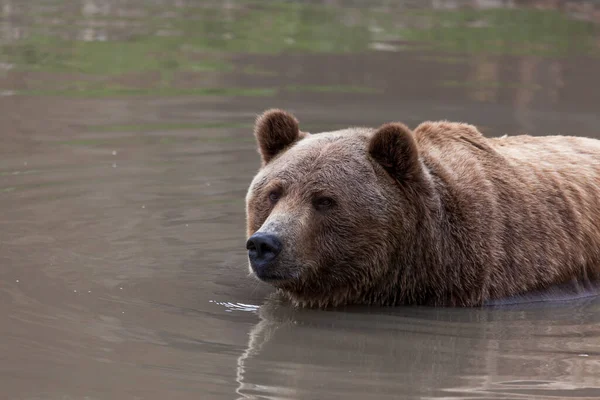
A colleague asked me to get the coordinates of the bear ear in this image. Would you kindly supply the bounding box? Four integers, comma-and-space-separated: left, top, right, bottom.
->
254, 109, 307, 165
368, 122, 421, 182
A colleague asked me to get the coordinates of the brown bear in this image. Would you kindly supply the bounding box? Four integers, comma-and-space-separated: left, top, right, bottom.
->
245, 109, 600, 308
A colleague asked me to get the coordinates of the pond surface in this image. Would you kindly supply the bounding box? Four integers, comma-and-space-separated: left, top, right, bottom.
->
2, 1, 600, 399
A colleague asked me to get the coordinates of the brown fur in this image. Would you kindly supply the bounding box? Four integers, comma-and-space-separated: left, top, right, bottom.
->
253, 109, 306, 165
245, 109, 600, 307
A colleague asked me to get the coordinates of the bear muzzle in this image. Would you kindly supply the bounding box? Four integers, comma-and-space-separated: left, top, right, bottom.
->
246, 232, 285, 281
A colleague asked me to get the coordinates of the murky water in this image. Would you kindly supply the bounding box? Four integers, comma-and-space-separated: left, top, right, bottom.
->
2, 1, 600, 399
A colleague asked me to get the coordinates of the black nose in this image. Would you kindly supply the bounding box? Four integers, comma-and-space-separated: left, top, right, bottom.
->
246, 232, 282, 268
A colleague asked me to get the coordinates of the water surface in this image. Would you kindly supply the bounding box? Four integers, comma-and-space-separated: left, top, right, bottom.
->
2, 1, 600, 399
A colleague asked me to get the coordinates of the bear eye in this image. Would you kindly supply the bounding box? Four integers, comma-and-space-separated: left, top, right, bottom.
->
314, 196, 335, 210
268, 190, 281, 203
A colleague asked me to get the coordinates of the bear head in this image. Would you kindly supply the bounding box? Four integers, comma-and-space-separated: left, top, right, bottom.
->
245, 109, 437, 307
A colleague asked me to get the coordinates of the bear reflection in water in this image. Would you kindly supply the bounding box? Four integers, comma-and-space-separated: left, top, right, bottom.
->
235, 291, 600, 400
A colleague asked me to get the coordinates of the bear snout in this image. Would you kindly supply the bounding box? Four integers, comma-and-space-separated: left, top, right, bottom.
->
246, 232, 283, 279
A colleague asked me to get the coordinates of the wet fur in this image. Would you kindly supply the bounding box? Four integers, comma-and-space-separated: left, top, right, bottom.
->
246, 110, 600, 308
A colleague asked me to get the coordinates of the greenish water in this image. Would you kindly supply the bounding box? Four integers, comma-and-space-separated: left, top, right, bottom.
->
1, 1, 598, 97
1, 1, 600, 399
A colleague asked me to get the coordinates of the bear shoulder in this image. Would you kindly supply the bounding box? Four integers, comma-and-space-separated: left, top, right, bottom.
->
413, 120, 484, 142
413, 120, 497, 155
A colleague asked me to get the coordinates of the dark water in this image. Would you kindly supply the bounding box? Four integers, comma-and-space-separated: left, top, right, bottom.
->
2, 1, 600, 399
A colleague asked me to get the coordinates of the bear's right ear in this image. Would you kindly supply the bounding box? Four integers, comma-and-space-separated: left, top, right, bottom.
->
254, 109, 307, 165
368, 122, 421, 182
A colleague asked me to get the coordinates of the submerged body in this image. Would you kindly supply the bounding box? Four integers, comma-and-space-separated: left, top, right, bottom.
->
245, 109, 600, 307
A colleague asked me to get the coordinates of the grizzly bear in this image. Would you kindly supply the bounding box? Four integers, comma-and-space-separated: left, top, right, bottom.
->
245, 109, 600, 308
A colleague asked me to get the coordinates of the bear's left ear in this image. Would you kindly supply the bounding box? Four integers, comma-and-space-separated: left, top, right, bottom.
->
254, 109, 308, 165
368, 122, 421, 182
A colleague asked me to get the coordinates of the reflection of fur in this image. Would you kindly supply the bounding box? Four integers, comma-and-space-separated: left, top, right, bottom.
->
236, 295, 296, 400
235, 317, 271, 400
236, 294, 600, 399
486, 278, 600, 306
